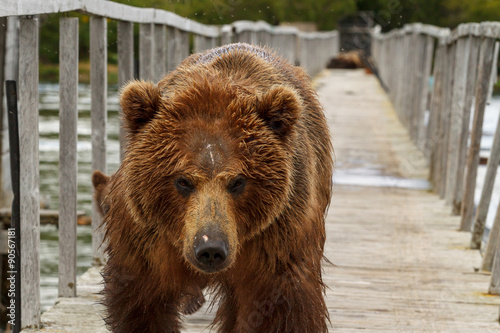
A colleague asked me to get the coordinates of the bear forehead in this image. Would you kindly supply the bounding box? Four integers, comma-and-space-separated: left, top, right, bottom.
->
185, 129, 236, 176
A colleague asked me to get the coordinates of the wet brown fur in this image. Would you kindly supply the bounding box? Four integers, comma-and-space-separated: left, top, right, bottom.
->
101, 43, 333, 333
92, 169, 206, 316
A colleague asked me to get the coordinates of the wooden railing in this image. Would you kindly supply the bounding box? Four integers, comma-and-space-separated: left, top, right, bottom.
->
1, 0, 339, 329
372, 22, 500, 297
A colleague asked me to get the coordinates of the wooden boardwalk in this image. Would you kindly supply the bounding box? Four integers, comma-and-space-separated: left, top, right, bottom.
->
25, 69, 500, 332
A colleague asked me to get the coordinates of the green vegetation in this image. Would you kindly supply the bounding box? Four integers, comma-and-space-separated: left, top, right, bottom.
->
37, 0, 500, 82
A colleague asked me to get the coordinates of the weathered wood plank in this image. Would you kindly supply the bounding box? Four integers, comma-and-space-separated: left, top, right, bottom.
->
489, 241, 500, 294
90, 16, 107, 266
193, 35, 206, 54
139, 23, 153, 81
58, 17, 78, 298
166, 26, 177, 72
416, 35, 434, 150
471, 110, 500, 249
445, 37, 469, 205
452, 36, 481, 216
153, 24, 166, 82
117, 20, 134, 160
19, 16, 40, 329
0, 0, 220, 37
460, 37, 496, 232
484, 200, 500, 273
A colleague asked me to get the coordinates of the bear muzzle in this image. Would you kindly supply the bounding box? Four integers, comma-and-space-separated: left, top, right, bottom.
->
192, 228, 230, 273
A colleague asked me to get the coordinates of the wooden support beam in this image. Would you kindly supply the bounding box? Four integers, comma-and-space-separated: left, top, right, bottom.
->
452, 36, 480, 216
58, 17, 78, 298
139, 23, 153, 81
153, 24, 166, 82
19, 16, 40, 329
460, 37, 496, 232
117, 20, 134, 160
90, 16, 107, 266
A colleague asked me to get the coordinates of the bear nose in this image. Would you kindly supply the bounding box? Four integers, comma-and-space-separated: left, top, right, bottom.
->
193, 231, 228, 272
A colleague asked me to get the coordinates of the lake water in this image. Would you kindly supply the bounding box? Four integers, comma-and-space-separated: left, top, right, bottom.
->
37, 83, 500, 312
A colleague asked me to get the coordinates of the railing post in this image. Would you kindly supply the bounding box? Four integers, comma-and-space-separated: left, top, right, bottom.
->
166, 26, 178, 72
488, 240, 500, 294
153, 24, 166, 82
427, 42, 446, 184
179, 30, 190, 62
139, 23, 153, 81
193, 34, 206, 54
117, 20, 134, 160
58, 17, 78, 298
445, 35, 470, 205
19, 16, 40, 329
452, 35, 480, 216
90, 16, 107, 266
416, 35, 434, 150
470, 111, 500, 250
460, 36, 496, 232
437, 42, 456, 198
482, 170, 500, 272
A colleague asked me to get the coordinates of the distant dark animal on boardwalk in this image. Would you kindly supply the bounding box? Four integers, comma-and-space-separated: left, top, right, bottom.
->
100, 43, 333, 332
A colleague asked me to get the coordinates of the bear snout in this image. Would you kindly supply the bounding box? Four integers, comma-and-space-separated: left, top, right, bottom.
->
192, 229, 230, 273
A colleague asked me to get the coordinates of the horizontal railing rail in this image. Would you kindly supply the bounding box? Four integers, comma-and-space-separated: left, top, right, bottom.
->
1, 0, 339, 329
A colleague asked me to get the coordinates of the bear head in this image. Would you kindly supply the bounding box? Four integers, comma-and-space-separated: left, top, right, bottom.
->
117, 70, 303, 274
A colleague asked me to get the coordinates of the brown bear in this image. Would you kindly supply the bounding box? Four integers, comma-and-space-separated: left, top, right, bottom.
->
101, 43, 333, 333
92, 169, 206, 315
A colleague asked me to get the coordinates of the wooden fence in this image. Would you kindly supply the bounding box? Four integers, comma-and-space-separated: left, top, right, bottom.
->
0, 0, 339, 329
372, 22, 500, 298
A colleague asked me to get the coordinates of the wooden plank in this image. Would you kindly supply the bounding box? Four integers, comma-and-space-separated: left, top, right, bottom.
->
433, 43, 453, 196
445, 37, 469, 205
460, 37, 496, 232
166, 26, 177, 72
117, 20, 134, 161
487, 42, 499, 104
193, 35, 206, 54
179, 30, 190, 63
416, 35, 434, 150
427, 43, 445, 186
58, 17, 78, 298
471, 111, 500, 249
173, 28, 185, 67
484, 198, 500, 272
153, 24, 166, 82
489, 239, 500, 294
1, 0, 220, 37
19, 16, 40, 329
139, 23, 153, 81
90, 16, 107, 266
453, 36, 481, 216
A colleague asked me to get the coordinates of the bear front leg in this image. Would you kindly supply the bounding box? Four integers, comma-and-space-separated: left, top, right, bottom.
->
230, 270, 329, 333
102, 264, 183, 333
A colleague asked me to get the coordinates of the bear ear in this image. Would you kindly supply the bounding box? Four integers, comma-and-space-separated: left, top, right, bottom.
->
91, 169, 110, 190
256, 85, 302, 137
91, 170, 111, 216
120, 80, 162, 135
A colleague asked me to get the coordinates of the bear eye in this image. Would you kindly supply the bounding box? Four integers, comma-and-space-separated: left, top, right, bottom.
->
175, 177, 195, 196
269, 116, 284, 132
228, 176, 247, 195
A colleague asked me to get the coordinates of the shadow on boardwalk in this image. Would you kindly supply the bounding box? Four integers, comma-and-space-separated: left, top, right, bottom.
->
25, 69, 500, 332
